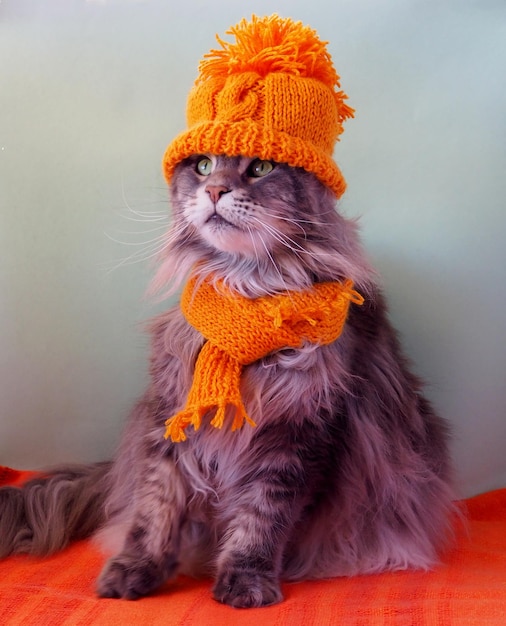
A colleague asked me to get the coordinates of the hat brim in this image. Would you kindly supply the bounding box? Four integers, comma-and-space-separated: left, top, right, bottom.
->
162, 120, 347, 198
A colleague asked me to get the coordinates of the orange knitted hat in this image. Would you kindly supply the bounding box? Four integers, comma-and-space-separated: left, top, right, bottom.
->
162, 14, 354, 198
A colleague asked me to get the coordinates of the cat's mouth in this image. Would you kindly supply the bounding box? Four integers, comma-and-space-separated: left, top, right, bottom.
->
201, 209, 254, 255
206, 212, 239, 229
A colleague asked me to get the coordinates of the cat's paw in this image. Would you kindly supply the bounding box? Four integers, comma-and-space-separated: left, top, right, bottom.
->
96, 553, 177, 600
213, 569, 283, 608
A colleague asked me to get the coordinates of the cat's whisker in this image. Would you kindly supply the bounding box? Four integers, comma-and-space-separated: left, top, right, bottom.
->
249, 218, 345, 280
103, 236, 172, 272
113, 225, 170, 239
260, 211, 310, 237
101, 221, 193, 275
120, 184, 168, 218
252, 218, 339, 266
122, 202, 168, 213
117, 213, 169, 224
104, 231, 169, 248
246, 225, 262, 270
255, 231, 291, 294
249, 217, 308, 259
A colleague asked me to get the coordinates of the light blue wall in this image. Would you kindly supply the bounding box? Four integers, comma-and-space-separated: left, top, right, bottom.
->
1, 0, 505, 497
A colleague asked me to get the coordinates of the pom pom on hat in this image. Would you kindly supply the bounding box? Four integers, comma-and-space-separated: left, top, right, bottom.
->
163, 14, 353, 197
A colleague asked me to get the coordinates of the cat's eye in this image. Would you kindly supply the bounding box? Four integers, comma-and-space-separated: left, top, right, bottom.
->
248, 159, 274, 178
196, 157, 213, 176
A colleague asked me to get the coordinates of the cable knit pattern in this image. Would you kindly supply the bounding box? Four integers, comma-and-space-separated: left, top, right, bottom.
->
162, 14, 354, 198
164, 275, 364, 442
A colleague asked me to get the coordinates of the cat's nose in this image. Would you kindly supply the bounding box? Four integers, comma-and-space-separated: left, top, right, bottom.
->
205, 184, 230, 204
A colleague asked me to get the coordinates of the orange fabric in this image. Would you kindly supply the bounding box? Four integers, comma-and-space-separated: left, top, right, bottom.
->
164, 275, 363, 442
162, 15, 354, 198
1, 467, 506, 625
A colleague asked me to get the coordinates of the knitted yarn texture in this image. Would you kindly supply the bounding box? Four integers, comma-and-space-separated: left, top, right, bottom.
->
162, 14, 354, 198
164, 276, 364, 442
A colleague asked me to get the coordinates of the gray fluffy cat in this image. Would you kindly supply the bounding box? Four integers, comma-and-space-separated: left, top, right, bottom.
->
0, 153, 456, 608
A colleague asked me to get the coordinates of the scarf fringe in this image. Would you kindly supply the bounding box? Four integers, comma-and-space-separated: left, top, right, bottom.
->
164, 401, 257, 442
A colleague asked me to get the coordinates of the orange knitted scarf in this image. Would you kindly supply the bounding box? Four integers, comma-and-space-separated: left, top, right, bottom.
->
164, 275, 364, 442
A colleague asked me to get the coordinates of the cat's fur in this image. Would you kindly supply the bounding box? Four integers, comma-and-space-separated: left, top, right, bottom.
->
0, 154, 456, 608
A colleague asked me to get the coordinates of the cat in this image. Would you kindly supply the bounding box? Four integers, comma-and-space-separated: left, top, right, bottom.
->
0, 154, 456, 608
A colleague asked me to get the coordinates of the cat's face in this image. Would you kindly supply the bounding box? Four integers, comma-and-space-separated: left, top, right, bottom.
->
156, 152, 371, 298
170, 154, 313, 258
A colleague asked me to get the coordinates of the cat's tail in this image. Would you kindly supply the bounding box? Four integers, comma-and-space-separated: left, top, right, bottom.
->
0, 462, 112, 558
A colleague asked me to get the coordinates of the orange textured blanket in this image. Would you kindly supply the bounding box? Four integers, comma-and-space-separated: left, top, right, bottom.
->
0, 467, 505, 626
